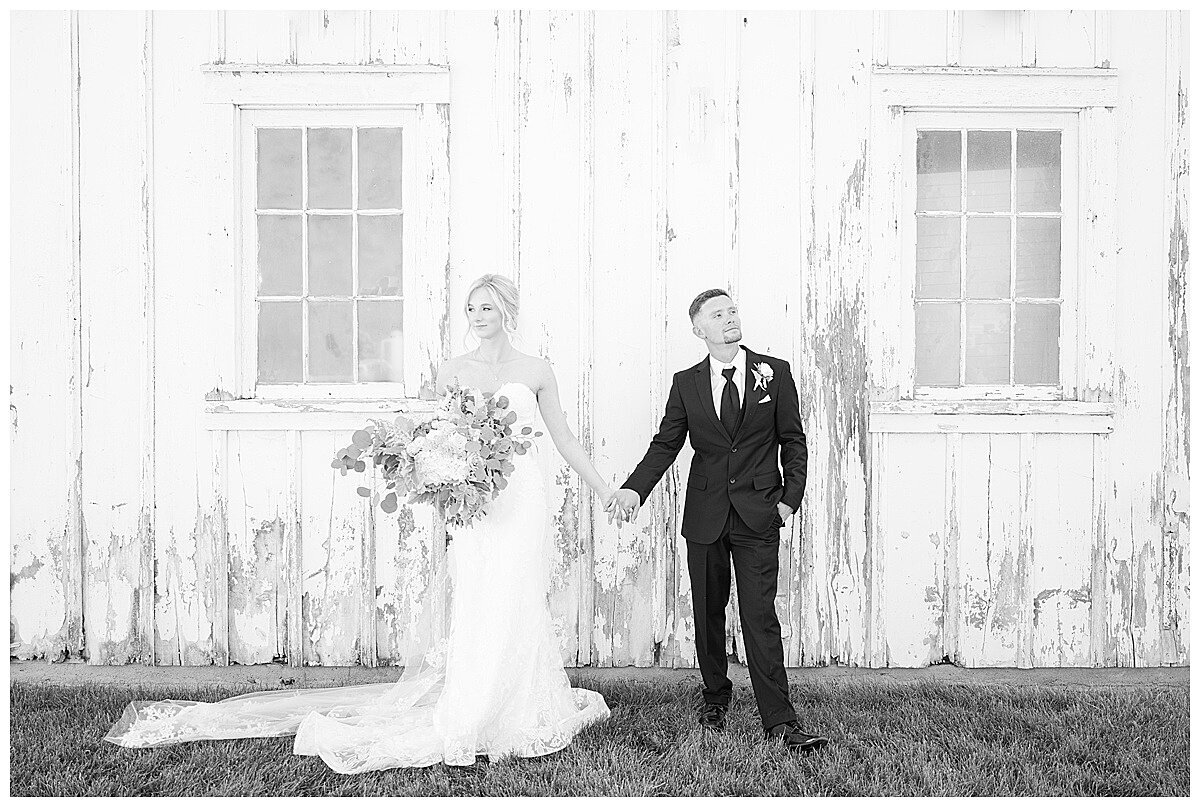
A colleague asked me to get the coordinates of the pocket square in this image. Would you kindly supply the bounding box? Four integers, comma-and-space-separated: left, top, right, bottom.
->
758, 394, 771, 404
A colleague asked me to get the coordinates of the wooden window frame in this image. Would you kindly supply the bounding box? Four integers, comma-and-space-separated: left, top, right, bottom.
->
867, 67, 1118, 428
903, 110, 1078, 401
241, 107, 415, 400
201, 65, 449, 424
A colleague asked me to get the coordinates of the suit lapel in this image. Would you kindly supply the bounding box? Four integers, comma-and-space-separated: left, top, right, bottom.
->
693, 359, 731, 442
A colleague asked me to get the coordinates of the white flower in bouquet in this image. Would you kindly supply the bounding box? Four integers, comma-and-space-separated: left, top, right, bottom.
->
414, 427, 472, 487
333, 381, 542, 538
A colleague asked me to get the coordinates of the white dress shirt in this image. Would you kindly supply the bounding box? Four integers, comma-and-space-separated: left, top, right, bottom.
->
708, 347, 746, 419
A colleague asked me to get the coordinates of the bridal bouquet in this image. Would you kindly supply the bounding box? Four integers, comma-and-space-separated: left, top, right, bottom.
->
332, 382, 540, 529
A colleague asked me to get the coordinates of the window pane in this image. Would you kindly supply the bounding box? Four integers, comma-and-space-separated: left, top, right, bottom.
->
307, 128, 352, 209
965, 217, 1011, 299
965, 303, 1011, 384
1016, 131, 1061, 212
359, 215, 403, 296
258, 301, 302, 382
915, 302, 961, 386
359, 128, 403, 209
358, 301, 404, 382
1014, 303, 1060, 384
308, 301, 353, 382
257, 128, 301, 209
916, 130, 961, 212
257, 215, 302, 296
916, 217, 961, 299
308, 214, 352, 296
965, 130, 1011, 213
1015, 217, 1061, 298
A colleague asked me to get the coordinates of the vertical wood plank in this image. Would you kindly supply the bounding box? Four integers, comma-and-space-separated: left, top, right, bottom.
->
1160, 9, 1190, 665
575, 9, 597, 665
406, 102, 451, 398
367, 10, 447, 64
647, 10, 676, 670
152, 9, 223, 666
1027, 10, 1098, 68
659, 10, 734, 668
1030, 434, 1094, 665
512, 10, 589, 665
78, 10, 154, 664
443, 10, 505, 332
9, 10, 81, 661
287, 10, 363, 64
942, 433, 962, 662
738, 10, 805, 665
881, 433, 947, 666
790, 9, 816, 667
374, 498, 440, 666
589, 11, 657, 666
285, 430, 303, 665
884, 10, 951, 67
792, 10, 873, 666
222, 11, 293, 64
299, 430, 365, 665
959, 10, 1020, 67
225, 431, 288, 664
1107, 11, 1170, 666
1015, 434, 1035, 667
990, 435, 1025, 667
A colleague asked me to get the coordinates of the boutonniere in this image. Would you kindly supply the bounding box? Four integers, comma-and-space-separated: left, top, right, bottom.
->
751, 362, 774, 391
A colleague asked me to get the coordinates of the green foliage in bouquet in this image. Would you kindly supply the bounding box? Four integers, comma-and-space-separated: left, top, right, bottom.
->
331, 382, 542, 533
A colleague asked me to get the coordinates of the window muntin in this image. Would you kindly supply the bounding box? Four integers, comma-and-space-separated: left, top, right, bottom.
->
907, 113, 1075, 398
243, 109, 414, 397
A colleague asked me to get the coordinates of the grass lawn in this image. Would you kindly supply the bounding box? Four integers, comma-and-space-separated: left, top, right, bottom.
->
9, 675, 1188, 796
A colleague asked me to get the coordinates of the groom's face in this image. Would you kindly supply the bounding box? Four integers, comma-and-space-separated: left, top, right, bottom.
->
692, 295, 742, 347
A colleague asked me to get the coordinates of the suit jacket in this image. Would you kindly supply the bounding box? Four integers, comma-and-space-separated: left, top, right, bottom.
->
622, 346, 807, 544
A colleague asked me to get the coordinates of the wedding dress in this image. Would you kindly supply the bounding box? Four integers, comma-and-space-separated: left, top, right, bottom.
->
104, 381, 610, 773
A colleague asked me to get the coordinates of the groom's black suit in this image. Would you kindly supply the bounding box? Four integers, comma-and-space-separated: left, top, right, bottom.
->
622, 345, 806, 730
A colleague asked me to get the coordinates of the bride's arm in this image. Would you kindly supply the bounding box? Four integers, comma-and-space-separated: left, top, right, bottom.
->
433, 359, 457, 396
535, 359, 615, 503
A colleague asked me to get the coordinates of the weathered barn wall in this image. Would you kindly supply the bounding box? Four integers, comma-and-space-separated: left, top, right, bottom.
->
9, 10, 1189, 667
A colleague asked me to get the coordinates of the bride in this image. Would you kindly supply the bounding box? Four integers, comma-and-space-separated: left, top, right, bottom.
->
104, 274, 614, 773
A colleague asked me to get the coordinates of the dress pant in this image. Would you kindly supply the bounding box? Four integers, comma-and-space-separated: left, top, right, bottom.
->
685, 505, 797, 730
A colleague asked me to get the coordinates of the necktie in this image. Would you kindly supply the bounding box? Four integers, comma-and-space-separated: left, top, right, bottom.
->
720, 366, 740, 435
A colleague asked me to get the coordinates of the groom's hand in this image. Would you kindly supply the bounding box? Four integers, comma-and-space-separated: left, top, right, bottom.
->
612, 489, 641, 523
776, 502, 794, 522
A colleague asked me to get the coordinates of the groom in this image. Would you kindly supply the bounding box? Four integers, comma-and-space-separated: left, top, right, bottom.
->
610, 289, 828, 753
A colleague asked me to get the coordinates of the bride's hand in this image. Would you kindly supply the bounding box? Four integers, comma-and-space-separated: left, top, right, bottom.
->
599, 487, 620, 524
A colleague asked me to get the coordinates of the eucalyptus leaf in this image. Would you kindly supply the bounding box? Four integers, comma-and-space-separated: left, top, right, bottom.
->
381, 492, 398, 514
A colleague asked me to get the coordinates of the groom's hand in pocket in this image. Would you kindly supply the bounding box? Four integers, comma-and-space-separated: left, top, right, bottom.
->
774, 501, 794, 529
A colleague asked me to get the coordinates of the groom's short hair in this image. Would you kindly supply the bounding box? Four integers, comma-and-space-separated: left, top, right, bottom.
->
688, 288, 732, 322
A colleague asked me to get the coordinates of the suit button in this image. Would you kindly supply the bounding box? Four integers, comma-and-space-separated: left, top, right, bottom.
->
731, 447, 738, 453
730, 478, 736, 484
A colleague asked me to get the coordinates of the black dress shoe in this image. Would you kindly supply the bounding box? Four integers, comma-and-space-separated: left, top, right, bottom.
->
698, 702, 728, 731
765, 721, 829, 753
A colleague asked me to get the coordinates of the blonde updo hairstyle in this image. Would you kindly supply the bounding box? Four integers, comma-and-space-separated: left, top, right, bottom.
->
464, 273, 520, 340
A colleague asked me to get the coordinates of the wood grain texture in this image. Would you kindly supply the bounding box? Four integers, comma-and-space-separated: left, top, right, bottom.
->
77, 11, 154, 664
10, 10, 1190, 669
1160, 10, 1190, 665
150, 10, 222, 666
9, 11, 80, 661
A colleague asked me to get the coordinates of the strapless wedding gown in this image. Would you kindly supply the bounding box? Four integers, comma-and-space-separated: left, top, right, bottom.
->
104, 382, 609, 773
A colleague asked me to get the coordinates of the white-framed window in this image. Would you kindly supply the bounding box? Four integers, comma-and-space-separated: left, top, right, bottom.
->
201, 65, 450, 415
241, 108, 416, 399
901, 110, 1079, 400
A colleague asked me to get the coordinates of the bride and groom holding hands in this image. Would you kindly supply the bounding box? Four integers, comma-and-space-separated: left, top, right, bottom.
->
105, 274, 828, 772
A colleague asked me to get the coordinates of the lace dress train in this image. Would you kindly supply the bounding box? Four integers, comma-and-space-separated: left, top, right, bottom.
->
104, 382, 609, 773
